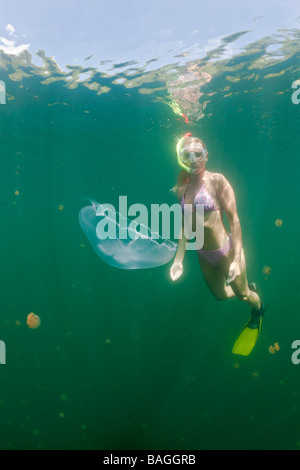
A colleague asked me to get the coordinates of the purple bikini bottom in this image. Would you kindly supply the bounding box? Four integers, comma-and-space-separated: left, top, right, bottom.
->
197, 234, 233, 267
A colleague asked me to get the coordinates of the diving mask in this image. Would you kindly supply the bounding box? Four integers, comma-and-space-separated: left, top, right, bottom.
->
177, 141, 208, 174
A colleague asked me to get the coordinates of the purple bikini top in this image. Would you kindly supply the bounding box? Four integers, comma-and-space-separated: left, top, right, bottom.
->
180, 183, 219, 212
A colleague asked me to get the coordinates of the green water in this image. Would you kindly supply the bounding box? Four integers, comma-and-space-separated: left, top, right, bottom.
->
0, 30, 300, 450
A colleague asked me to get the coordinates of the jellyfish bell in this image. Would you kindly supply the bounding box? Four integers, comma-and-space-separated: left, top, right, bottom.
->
262, 266, 271, 276
27, 313, 41, 330
79, 200, 177, 269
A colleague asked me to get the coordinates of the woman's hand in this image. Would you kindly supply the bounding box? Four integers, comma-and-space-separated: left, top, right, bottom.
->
170, 261, 183, 281
226, 260, 241, 284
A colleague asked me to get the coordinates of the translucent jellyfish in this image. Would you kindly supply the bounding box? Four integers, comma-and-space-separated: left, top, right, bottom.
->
79, 201, 177, 269
27, 313, 41, 329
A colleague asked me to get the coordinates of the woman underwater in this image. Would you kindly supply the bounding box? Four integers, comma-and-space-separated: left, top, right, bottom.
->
170, 133, 266, 356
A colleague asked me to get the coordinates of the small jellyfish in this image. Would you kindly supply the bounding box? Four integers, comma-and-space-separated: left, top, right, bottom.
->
27, 313, 41, 330
275, 219, 282, 227
268, 346, 275, 354
262, 266, 272, 276
274, 342, 280, 352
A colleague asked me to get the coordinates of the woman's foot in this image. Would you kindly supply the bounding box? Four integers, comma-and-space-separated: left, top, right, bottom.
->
247, 282, 261, 310
248, 303, 266, 329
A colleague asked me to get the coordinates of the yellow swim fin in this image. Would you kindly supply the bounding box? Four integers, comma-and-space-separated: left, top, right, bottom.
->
232, 304, 266, 356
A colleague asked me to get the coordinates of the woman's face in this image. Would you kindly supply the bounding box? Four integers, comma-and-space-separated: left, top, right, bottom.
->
180, 142, 208, 173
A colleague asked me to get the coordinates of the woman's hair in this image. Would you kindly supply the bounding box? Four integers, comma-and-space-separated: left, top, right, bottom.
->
179, 135, 207, 150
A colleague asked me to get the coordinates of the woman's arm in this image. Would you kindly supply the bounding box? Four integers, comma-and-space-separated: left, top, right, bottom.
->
170, 172, 189, 280
174, 223, 187, 264
216, 174, 243, 264
170, 224, 187, 281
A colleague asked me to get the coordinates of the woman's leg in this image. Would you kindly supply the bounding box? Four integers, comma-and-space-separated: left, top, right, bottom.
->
219, 249, 261, 311
198, 255, 235, 301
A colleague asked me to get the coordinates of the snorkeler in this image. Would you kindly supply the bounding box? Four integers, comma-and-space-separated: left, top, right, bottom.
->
170, 133, 266, 356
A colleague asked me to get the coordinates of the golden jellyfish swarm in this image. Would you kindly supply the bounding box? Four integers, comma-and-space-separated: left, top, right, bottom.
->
268, 343, 280, 354
27, 313, 41, 330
